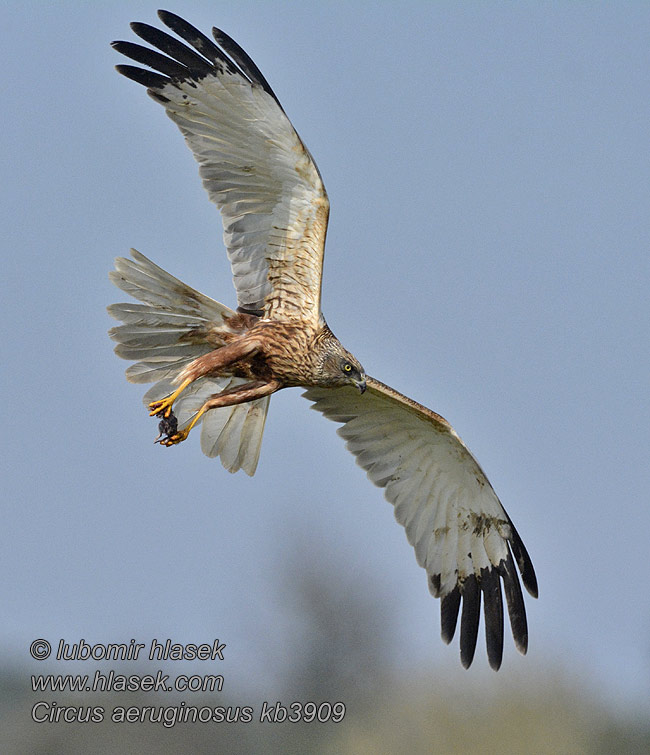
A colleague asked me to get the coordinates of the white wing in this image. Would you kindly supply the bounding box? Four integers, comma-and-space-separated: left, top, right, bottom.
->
304, 377, 538, 670
113, 10, 329, 323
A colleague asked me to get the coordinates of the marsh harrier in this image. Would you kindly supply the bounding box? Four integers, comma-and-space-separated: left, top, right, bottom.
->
109, 11, 538, 670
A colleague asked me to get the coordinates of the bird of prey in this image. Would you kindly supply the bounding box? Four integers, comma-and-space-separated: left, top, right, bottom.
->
108, 10, 537, 670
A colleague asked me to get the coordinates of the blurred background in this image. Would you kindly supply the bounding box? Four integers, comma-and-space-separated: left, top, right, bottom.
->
2, 2, 649, 752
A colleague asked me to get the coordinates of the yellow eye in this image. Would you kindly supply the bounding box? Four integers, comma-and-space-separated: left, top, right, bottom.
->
343, 363, 353, 373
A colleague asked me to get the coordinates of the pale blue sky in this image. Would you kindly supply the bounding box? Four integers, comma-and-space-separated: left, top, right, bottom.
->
3, 0, 649, 717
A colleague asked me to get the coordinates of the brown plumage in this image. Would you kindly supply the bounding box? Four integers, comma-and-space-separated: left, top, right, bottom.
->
149, 316, 365, 444
108, 12, 537, 671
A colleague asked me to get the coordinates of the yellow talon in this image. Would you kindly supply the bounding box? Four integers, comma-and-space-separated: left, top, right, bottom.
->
148, 377, 193, 417
160, 429, 190, 446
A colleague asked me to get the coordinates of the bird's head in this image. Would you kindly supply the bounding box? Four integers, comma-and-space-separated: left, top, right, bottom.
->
319, 339, 366, 393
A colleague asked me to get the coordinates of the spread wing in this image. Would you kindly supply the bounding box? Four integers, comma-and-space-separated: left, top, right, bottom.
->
113, 10, 329, 323
303, 377, 538, 670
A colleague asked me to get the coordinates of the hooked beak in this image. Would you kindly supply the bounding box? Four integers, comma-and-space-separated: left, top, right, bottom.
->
355, 377, 367, 394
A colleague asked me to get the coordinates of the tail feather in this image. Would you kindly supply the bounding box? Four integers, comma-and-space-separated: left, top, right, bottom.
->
228, 396, 269, 473
107, 302, 210, 328
124, 357, 198, 385
109, 249, 226, 317
110, 324, 202, 348
201, 391, 270, 475
108, 249, 270, 475
113, 340, 208, 362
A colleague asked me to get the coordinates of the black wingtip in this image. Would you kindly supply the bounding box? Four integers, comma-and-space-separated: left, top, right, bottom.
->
157, 9, 194, 31
211, 26, 282, 107
129, 20, 213, 76
440, 586, 461, 645
114, 64, 169, 90
459, 574, 481, 669
429, 573, 442, 598
481, 567, 504, 671
499, 553, 529, 655
509, 519, 539, 598
156, 11, 239, 77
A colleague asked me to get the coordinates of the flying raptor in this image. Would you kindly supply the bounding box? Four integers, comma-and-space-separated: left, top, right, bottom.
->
109, 10, 538, 670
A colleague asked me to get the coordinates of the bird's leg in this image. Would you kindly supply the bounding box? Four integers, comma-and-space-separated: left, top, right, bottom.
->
159, 379, 281, 447
148, 337, 262, 418
149, 377, 193, 418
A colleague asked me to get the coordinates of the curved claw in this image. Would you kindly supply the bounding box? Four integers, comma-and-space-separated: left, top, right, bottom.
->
157, 429, 190, 447
149, 397, 174, 418
148, 377, 193, 417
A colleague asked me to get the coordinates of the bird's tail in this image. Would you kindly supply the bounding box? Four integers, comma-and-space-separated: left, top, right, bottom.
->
108, 249, 269, 475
